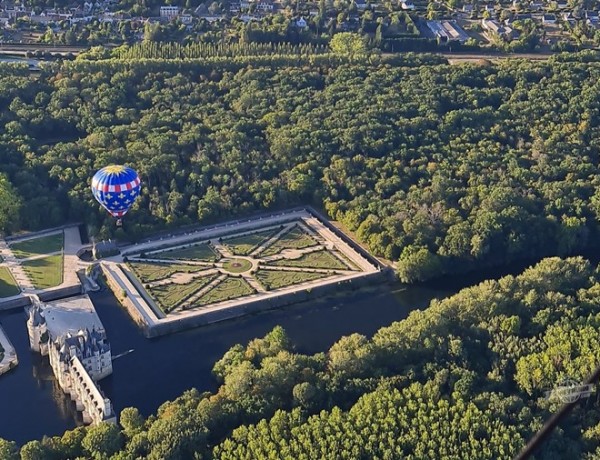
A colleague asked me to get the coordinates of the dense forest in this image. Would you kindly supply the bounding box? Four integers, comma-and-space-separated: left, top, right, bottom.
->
1, 52, 600, 283
2, 257, 600, 458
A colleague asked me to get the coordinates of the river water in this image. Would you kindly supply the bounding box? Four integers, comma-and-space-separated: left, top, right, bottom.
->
0, 256, 565, 445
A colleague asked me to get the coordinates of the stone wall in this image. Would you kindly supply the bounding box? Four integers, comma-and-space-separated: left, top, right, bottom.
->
37, 285, 83, 302
148, 270, 387, 337
0, 295, 31, 312
100, 264, 151, 335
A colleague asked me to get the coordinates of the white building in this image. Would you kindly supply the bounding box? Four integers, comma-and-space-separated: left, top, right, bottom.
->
48, 328, 115, 424
28, 301, 115, 425
160, 5, 180, 19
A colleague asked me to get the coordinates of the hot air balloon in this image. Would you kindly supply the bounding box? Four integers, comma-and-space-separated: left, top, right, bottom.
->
91, 165, 141, 226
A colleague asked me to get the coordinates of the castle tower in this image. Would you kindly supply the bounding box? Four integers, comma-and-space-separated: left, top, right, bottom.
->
27, 303, 48, 355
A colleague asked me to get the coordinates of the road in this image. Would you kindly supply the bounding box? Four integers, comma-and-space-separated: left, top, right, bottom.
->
0, 44, 88, 56
439, 52, 555, 63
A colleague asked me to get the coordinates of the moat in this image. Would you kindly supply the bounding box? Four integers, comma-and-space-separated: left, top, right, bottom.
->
0, 254, 593, 444
0, 281, 453, 444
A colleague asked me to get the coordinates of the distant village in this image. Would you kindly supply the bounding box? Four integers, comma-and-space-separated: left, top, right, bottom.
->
0, 0, 598, 51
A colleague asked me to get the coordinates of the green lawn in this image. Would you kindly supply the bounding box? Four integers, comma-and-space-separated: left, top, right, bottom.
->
10, 233, 64, 259
154, 243, 219, 262
21, 254, 64, 289
261, 226, 318, 257
128, 261, 205, 283
148, 274, 219, 313
222, 258, 252, 274
223, 230, 277, 256
272, 250, 350, 270
255, 269, 328, 290
195, 277, 255, 306
0, 267, 19, 297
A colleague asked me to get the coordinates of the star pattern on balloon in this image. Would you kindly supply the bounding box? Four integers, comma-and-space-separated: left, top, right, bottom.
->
91, 165, 141, 222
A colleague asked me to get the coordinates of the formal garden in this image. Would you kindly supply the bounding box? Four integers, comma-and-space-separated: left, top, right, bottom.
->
125, 219, 370, 316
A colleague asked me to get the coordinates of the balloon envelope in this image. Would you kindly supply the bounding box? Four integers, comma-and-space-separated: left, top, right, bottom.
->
91, 165, 141, 219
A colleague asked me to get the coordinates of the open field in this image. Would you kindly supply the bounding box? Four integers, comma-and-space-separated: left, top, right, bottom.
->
272, 250, 350, 270
261, 226, 318, 256
223, 230, 276, 255
10, 233, 63, 259
153, 243, 218, 262
0, 267, 20, 297
255, 269, 327, 290
21, 254, 63, 288
128, 261, 205, 283
195, 277, 255, 306
149, 275, 219, 313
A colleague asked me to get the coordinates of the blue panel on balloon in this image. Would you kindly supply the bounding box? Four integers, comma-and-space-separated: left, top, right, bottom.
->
91, 165, 141, 218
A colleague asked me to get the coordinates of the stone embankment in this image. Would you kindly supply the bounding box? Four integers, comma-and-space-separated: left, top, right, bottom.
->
0, 324, 18, 376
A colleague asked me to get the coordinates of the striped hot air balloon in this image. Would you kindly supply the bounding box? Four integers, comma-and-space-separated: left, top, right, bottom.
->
91, 165, 141, 226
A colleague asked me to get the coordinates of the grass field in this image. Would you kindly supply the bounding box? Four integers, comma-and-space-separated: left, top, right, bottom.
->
154, 243, 218, 262
261, 226, 318, 257
149, 274, 219, 313
129, 261, 204, 283
272, 250, 350, 270
11, 233, 64, 259
195, 277, 255, 306
0, 267, 20, 297
255, 269, 328, 290
222, 258, 252, 273
21, 254, 63, 289
223, 230, 277, 256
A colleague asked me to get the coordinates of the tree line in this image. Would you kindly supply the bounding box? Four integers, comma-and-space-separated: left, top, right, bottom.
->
111, 41, 329, 59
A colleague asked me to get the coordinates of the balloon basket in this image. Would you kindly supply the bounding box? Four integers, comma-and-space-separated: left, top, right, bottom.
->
116, 219, 123, 227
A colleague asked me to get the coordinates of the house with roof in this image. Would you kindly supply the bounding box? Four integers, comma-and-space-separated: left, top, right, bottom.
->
530, 1, 543, 11
355, 0, 368, 10
296, 16, 308, 28
482, 18, 514, 40
92, 240, 119, 259
542, 13, 557, 23
426, 19, 470, 42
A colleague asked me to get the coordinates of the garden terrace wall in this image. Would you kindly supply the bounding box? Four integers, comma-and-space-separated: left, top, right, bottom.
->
100, 263, 151, 335
147, 270, 388, 337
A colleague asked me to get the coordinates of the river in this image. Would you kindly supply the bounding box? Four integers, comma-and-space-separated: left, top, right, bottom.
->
0, 257, 562, 445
